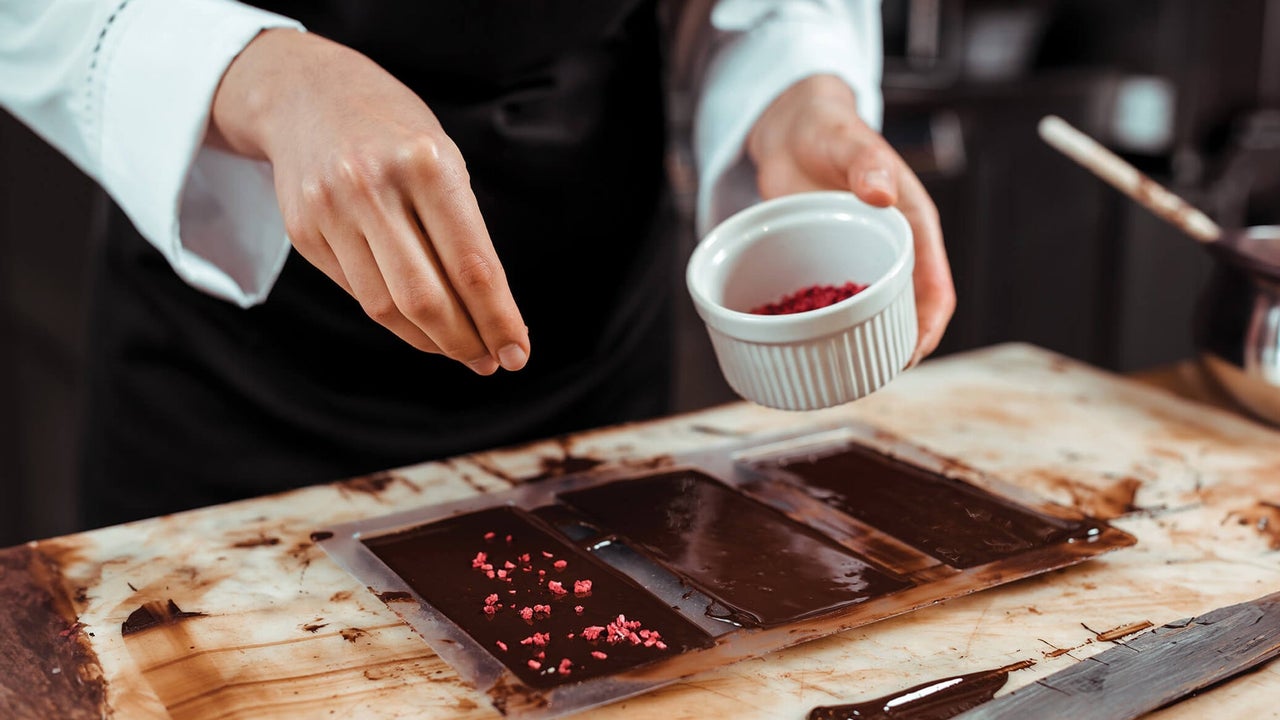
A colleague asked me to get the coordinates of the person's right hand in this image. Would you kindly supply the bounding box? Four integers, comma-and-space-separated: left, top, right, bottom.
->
207, 29, 529, 376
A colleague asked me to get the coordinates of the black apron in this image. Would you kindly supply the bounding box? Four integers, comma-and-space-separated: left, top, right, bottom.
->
79, 0, 672, 528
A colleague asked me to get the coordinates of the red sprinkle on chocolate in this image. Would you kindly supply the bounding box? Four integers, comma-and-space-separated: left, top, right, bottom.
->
505, 534, 513, 544
538, 569, 546, 577
558, 658, 573, 675
496, 640, 508, 651
553, 559, 567, 570
503, 560, 516, 570
535, 651, 545, 660
483, 532, 496, 541
485, 593, 499, 605
547, 580, 567, 595
482, 606, 496, 616
574, 605, 584, 614
485, 570, 496, 579
519, 553, 531, 563
528, 659, 541, 670
471, 552, 487, 568
573, 579, 592, 594
497, 569, 508, 579
591, 651, 608, 660
749, 281, 868, 315
541, 551, 554, 558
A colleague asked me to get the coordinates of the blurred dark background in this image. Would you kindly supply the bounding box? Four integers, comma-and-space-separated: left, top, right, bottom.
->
4, 0, 1279, 545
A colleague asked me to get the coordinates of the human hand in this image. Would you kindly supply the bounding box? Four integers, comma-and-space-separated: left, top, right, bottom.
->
746, 74, 956, 363
207, 29, 529, 375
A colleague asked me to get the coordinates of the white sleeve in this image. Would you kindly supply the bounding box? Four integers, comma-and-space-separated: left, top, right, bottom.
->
690, 0, 883, 237
0, 0, 304, 308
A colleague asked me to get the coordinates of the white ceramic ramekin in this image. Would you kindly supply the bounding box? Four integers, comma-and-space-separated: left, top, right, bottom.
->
686, 191, 917, 411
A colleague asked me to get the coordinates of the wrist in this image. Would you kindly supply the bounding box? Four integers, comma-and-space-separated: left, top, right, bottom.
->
209, 27, 312, 161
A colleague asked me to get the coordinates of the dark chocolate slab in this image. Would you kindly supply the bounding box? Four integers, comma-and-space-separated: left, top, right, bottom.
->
362, 505, 713, 690
758, 444, 1099, 568
559, 470, 912, 628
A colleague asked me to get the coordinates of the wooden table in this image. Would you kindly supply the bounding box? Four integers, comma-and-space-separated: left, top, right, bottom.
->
5, 343, 1280, 719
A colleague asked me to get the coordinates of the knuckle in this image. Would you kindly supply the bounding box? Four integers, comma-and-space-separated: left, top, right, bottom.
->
300, 177, 333, 210
395, 281, 445, 323
360, 295, 399, 324
405, 135, 466, 184
454, 252, 497, 292
334, 151, 388, 197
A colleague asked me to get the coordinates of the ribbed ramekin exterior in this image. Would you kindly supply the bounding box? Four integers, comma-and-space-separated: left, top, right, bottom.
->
707, 284, 918, 411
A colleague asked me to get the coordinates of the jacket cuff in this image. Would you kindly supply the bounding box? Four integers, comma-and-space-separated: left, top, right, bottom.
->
97, 0, 303, 307
693, 6, 883, 237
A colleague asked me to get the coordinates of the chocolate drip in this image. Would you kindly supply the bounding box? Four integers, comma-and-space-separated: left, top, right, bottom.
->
560, 470, 911, 627
807, 661, 1034, 720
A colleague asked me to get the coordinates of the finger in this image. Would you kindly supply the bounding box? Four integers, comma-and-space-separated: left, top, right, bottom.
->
896, 168, 955, 364
323, 225, 449, 359
404, 140, 530, 372
289, 225, 353, 294
361, 192, 498, 373
826, 124, 900, 207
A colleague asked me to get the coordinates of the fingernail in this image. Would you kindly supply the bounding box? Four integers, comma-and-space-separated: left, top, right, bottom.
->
863, 168, 893, 195
468, 356, 499, 375
498, 343, 528, 371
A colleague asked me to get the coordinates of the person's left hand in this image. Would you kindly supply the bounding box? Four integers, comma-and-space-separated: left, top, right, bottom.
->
747, 74, 955, 364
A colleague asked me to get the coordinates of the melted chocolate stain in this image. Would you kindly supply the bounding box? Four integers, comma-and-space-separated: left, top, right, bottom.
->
121, 599, 207, 636
759, 444, 1099, 568
807, 660, 1034, 720
361, 505, 713, 690
523, 455, 606, 484
309, 531, 335, 543
559, 470, 911, 627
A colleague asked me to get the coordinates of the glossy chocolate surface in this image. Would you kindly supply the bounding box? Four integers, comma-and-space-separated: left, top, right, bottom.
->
560, 470, 911, 627
362, 505, 713, 689
756, 444, 1098, 568
807, 661, 1033, 720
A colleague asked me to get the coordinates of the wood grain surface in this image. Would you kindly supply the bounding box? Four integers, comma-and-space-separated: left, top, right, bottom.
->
4, 343, 1280, 719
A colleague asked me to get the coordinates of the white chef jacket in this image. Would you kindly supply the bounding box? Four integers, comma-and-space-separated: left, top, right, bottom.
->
0, 0, 882, 308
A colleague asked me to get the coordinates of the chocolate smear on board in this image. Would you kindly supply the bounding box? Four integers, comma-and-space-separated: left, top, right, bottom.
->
121, 599, 207, 636
522, 455, 605, 484
230, 535, 281, 548
0, 545, 108, 720
309, 531, 335, 543
807, 660, 1034, 720
361, 505, 713, 690
560, 470, 911, 627
756, 443, 1101, 568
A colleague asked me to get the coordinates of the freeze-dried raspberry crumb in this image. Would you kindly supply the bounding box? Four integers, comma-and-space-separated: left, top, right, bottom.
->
519, 607, 534, 621
471, 552, 487, 568
749, 281, 868, 315
485, 593, 499, 605
482, 605, 496, 616
574, 605, 584, 614
505, 534, 513, 544
533, 604, 551, 615
495, 640, 508, 651
483, 532, 495, 540
503, 560, 516, 570
547, 580, 567, 595
582, 625, 606, 641
591, 651, 608, 660
573, 579, 592, 594
553, 559, 567, 570
528, 659, 541, 670
541, 551, 554, 558
557, 658, 572, 675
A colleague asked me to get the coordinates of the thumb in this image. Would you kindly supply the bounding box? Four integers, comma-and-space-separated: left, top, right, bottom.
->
829, 129, 899, 207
